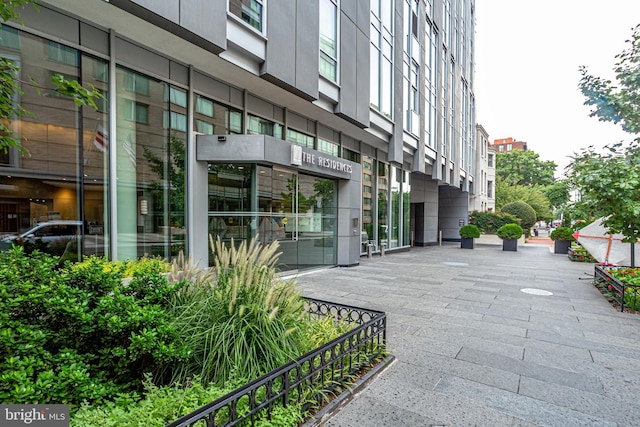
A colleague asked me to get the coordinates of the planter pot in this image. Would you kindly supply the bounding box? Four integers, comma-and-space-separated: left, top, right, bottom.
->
554, 240, 572, 255
460, 237, 475, 249
502, 239, 518, 251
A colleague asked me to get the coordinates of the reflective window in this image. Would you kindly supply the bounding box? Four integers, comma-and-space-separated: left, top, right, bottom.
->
208, 164, 336, 271
370, 0, 394, 118
247, 114, 283, 138
286, 129, 314, 148
377, 162, 388, 249
319, 0, 338, 82
193, 94, 243, 135
318, 138, 339, 156
229, 0, 263, 32
0, 30, 108, 260
116, 67, 186, 260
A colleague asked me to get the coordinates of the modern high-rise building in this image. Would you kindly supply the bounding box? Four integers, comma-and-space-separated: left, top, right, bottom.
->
0, 0, 477, 270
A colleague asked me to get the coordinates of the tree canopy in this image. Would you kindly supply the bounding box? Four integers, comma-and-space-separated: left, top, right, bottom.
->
495, 181, 551, 222
495, 149, 557, 187
568, 24, 640, 243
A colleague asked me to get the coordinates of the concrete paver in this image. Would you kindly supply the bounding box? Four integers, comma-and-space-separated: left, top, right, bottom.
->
295, 242, 640, 427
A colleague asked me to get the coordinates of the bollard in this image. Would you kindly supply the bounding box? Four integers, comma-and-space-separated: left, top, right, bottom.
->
367, 243, 373, 258
380, 243, 386, 256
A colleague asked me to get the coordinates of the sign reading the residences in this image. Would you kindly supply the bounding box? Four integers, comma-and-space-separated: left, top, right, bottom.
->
291, 145, 352, 176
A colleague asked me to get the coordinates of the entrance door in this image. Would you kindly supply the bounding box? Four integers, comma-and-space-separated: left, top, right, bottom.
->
271, 167, 299, 269
209, 163, 337, 272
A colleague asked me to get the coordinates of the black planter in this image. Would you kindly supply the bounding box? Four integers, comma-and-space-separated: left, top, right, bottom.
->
502, 239, 517, 251
554, 239, 572, 254
461, 237, 474, 249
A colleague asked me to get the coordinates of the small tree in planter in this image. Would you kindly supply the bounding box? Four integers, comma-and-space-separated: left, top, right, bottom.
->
496, 223, 523, 252
550, 226, 575, 254
459, 224, 480, 249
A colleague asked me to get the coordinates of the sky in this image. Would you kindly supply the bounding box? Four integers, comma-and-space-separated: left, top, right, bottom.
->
474, 0, 640, 176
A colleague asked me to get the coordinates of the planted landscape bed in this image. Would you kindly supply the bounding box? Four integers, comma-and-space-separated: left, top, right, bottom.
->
168, 299, 388, 427
0, 237, 388, 426
568, 244, 597, 263
593, 264, 640, 312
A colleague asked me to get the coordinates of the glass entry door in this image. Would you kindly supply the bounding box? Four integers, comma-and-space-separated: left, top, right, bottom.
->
209, 163, 337, 271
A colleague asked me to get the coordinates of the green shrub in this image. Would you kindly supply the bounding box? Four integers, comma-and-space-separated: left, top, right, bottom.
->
550, 226, 575, 241
500, 201, 537, 234
459, 224, 480, 238
170, 236, 311, 386
0, 248, 188, 405
71, 376, 306, 427
496, 223, 524, 240
469, 211, 519, 233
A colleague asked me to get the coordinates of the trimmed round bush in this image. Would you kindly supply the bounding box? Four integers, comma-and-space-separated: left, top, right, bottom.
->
550, 226, 576, 241
501, 201, 536, 232
459, 224, 480, 238
496, 223, 524, 240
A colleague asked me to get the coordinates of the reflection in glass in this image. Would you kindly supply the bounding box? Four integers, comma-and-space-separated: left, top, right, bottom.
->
0, 30, 108, 261
377, 162, 389, 249
207, 163, 336, 271
115, 67, 186, 260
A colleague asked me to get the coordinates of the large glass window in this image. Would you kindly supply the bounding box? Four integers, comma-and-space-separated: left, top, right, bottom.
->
403, 0, 420, 135
115, 67, 186, 260
0, 30, 108, 260
208, 164, 336, 271
229, 0, 264, 32
361, 156, 374, 253
402, 170, 411, 246
390, 166, 401, 249
247, 114, 283, 138
193, 94, 242, 135
377, 162, 389, 248
319, 0, 338, 82
318, 138, 339, 156
286, 129, 314, 148
370, 0, 394, 118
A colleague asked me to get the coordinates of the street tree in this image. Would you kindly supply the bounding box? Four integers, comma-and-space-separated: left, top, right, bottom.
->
495, 149, 556, 187
1, 0, 102, 154
495, 181, 551, 222
540, 181, 570, 211
568, 23, 640, 243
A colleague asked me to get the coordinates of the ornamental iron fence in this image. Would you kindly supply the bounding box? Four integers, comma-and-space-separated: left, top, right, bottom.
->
166, 298, 387, 427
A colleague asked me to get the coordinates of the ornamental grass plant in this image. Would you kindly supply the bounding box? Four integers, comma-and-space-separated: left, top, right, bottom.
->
169, 236, 342, 386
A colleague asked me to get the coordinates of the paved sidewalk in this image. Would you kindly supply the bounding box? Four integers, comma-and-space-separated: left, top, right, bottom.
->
295, 243, 640, 426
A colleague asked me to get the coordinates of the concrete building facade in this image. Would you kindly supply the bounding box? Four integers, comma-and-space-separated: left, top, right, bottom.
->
0, 0, 477, 270
469, 124, 495, 213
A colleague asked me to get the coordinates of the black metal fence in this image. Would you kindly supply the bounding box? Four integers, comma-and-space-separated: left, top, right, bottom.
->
594, 264, 640, 312
166, 298, 387, 427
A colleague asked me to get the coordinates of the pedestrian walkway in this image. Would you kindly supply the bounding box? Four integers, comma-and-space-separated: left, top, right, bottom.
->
295, 243, 640, 426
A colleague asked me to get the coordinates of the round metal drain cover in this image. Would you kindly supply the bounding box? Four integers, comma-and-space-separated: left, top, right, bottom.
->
520, 288, 553, 296
441, 261, 469, 267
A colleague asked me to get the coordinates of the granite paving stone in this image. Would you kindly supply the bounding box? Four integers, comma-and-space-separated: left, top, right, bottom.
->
294, 243, 640, 426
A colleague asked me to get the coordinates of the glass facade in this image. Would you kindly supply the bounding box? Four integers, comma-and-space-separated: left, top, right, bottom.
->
0, 28, 108, 261
208, 164, 337, 271
0, 0, 444, 267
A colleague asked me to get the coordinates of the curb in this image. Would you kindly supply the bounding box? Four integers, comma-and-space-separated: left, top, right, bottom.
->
302, 354, 397, 426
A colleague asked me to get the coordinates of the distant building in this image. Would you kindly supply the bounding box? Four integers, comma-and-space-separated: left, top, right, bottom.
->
470, 125, 496, 213
492, 137, 527, 153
